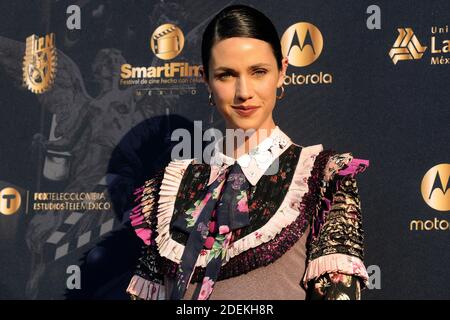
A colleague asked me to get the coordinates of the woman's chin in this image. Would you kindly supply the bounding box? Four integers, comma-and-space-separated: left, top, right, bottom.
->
228, 119, 261, 132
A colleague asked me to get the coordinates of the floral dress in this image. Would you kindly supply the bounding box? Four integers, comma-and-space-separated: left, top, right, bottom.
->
126, 126, 369, 300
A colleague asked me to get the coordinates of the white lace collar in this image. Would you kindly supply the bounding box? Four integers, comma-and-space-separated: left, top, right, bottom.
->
208, 126, 293, 186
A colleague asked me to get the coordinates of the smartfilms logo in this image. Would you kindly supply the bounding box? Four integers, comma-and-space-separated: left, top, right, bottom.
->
0, 187, 22, 216
150, 23, 184, 60
22, 33, 57, 94
280, 22, 332, 85
410, 164, 450, 231
120, 23, 202, 90
389, 24, 450, 65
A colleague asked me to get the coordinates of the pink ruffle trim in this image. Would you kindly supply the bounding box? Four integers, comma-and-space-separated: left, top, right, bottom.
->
130, 186, 152, 245
126, 275, 165, 300
303, 253, 369, 288
338, 158, 369, 178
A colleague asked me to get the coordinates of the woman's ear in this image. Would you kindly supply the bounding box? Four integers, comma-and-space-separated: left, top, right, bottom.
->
277, 57, 289, 88
199, 65, 211, 92
199, 65, 209, 84
198, 66, 211, 92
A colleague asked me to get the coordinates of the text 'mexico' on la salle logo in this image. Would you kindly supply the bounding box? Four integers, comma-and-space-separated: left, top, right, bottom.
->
0, 187, 22, 216
421, 164, 450, 212
22, 33, 57, 94
389, 28, 427, 65
281, 22, 323, 67
150, 24, 185, 60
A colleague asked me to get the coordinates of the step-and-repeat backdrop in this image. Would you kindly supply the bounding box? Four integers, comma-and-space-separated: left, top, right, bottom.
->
0, 0, 448, 299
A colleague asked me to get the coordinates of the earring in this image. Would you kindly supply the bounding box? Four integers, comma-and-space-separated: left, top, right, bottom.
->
208, 92, 216, 106
276, 86, 285, 100
209, 105, 215, 124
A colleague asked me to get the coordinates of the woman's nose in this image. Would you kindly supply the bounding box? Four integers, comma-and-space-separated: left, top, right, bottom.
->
235, 76, 254, 101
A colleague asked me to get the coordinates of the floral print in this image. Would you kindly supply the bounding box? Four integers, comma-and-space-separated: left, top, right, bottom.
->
169, 145, 301, 245
204, 236, 215, 249
236, 191, 249, 213
169, 162, 254, 299
185, 199, 202, 228
307, 272, 361, 300
207, 234, 227, 263
197, 222, 209, 239
229, 173, 246, 190
198, 277, 215, 300
314, 276, 331, 296
305, 152, 369, 300
219, 225, 230, 234
128, 143, 368, 300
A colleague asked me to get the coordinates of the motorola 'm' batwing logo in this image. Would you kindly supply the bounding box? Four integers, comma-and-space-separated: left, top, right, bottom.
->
281, 22, 323, 67
421, 164, 450, 211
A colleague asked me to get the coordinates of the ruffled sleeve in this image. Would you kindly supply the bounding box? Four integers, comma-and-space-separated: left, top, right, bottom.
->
129, 185, 151, 245
129, 170, 164, 245
303, 152, 370, 299
126, 170, 167, 300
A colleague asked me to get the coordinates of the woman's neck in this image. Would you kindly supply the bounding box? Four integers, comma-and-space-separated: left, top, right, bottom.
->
222, 124, 277, 159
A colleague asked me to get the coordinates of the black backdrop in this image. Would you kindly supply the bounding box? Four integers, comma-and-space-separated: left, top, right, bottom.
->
0, 0, 449, 300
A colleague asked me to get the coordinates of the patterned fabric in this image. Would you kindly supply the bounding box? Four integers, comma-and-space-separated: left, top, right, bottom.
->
307, 272, 361, 300
170, 145, 300, 246
303, 152, 370, 299
126, 134, 370, 300
309, 175, 365, 260
309, 154, 368, 254
126, 171, 166, 300
159, 144, 308, 283
170, 163, 251, 300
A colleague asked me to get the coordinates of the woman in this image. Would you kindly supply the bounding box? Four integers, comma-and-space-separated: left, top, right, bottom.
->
126, 4, 369, 300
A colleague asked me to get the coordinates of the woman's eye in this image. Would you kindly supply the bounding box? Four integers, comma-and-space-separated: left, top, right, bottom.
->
253, 69, 267, 77
216, 73, 232, 80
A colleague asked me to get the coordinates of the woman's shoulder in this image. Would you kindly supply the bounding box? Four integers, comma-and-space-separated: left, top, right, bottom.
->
129, 159, 199, 245
321, 151, 369, 183
136, 158, 209, 206
139, 158, 202, 187
292, 142, 369, 180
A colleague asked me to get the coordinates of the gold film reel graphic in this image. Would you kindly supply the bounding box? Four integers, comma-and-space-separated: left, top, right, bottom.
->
150, 24, 185, 60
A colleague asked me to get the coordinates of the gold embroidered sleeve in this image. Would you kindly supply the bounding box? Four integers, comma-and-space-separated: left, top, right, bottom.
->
304, 152, 370, 297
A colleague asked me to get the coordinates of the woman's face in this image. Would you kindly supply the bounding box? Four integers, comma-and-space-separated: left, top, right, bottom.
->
203, 37, 288, 132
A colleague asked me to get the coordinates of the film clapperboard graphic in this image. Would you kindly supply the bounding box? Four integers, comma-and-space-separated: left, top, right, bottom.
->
44, 175, 118, 261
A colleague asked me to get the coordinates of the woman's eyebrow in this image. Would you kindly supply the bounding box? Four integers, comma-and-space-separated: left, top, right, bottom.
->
248, 63, 271, 69
213, 66, 236, 73
213, 63, 272, 73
